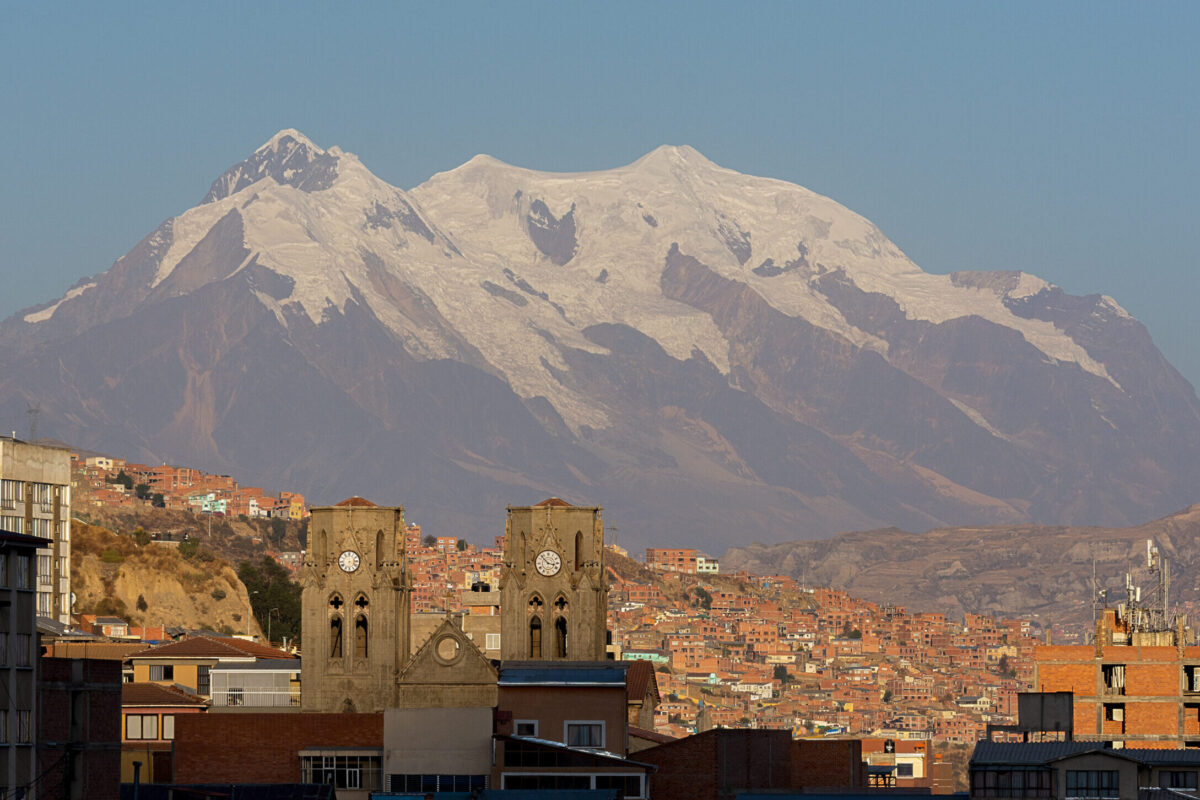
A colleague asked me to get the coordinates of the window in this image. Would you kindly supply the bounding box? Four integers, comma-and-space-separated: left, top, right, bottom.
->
197, 665, 211, 696
566, 721, 604, 749
1186, 666, 1200, 694
28, 518, 48, 540
555, 616, 568, 658
530, 616, 542, 659
161, 715, 175, 740
0, 516, 20, 535
896, 763, 914, 778
0, 480, 21, 510
148, 664, 174, 681
1101, 664, 1125, 695
14, 634, 30, 667
485, 633, 501, 650
31, 482, 52, 512
58, 556, 67, 576
515, 720, 538, 737
15, 555, 30, 590
226, 687, 244, 706
0, 633, 6, 665
1066, 770, 1119, 799
16, 711, 30, 743
300, 754, 381, 790
37, 555, 51, 581
390, 774, 486, 792
972, 768, 1052, 798
329, 616, 344, 659
0, 710, 7, 743
1162, 771, 1198, 790
126, 714, 158, 740
37, 592, 50, 616
0, 552, 6, 585
355, 615, 368, 659
595, 774, 645, 797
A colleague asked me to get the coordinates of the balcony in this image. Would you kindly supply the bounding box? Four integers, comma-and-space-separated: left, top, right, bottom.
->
212, 686, 300, 708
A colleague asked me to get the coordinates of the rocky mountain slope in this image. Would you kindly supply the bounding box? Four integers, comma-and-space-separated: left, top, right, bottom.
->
722, 503, 1200, 627
72, 520, 262, 637
3, 130, 1198, 551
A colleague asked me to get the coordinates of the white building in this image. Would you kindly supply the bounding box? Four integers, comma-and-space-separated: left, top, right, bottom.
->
0, 437, 72, 624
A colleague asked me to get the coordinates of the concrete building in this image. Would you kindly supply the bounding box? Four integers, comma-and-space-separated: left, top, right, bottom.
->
1, 437, 71, 624
0, 529, 47, 798
500, 499, 608, 661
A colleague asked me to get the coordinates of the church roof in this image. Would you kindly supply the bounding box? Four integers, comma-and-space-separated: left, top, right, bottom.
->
536, 497, 572, 507
335, 496, 377, 507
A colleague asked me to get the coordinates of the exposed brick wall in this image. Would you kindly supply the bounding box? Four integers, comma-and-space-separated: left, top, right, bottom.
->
793, 739, 864, 789
638, 729, 862, 800
174, 713, 383, 784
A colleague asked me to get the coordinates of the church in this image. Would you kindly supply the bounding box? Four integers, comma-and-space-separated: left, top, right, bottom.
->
292, 495, 658, 796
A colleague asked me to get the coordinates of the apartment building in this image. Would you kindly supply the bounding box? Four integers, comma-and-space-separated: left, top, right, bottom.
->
1, 438, 71, 624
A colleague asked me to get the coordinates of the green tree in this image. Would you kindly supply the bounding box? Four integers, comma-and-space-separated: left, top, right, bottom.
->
178, 539, 199, 559
238, 556, 302, 644
692, 586, 713, 611
456, 538, 468, 552
772, 664, 791, 683
422, 534, 436, 547
151, 492, 165, 508
112, 470, 133, 490
883, 689, 893, 703
134, 483, 151, 499
269, 517, 287, 546
132, 527, 151, 547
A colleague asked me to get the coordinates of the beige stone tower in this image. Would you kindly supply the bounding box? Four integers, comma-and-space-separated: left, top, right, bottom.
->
499, 499, 608, 661
300, 498, 409, 712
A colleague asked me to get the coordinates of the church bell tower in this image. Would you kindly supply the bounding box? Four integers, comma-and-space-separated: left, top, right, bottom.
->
300, 498, 410, 712
499, 499, 608, 661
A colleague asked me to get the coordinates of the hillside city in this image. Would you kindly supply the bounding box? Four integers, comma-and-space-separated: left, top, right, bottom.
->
8, 434, 1200, 800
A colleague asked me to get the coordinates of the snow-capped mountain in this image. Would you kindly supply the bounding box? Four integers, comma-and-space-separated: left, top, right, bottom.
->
3, 130, 1197, 551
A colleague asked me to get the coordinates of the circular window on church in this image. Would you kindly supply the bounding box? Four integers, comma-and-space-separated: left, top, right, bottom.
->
433, 634, 463, 665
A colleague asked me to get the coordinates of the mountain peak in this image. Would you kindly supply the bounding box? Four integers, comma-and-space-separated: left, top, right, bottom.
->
203, 129, 340, 204
631, 144, 717, 172
257, 128, 323, 155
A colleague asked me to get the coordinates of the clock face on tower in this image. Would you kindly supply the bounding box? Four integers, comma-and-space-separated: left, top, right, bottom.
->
535, 549, 562, 576
338, 550, 361, 573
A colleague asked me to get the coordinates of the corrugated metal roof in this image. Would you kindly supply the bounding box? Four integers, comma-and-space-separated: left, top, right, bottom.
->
972, 741, 1200, 767
970, 741, 1104, 765
499, 665, 626, 686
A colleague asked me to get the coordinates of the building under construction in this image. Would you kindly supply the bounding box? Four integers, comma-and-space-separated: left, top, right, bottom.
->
1033, 540, 1200, 748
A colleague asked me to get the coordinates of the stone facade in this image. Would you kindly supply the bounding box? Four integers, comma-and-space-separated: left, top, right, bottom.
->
300, 499, 409, 712
499, 500, 608, 661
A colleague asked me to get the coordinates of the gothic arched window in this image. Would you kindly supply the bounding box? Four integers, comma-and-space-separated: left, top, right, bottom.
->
329, 616, 343, 659
555, 616, 568, 658
530, 616, 543, 659
355, 615, 368, 660
575, 531, 584, 571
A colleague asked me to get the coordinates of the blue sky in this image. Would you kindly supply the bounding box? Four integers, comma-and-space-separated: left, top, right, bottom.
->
3, 2, 1198, 388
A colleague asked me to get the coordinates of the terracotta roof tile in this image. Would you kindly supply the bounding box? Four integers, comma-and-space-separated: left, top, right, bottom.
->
626, 659, 660, 705
336, 496, 377, 507
130, 636, 296, 660
122, 682, 208, 707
